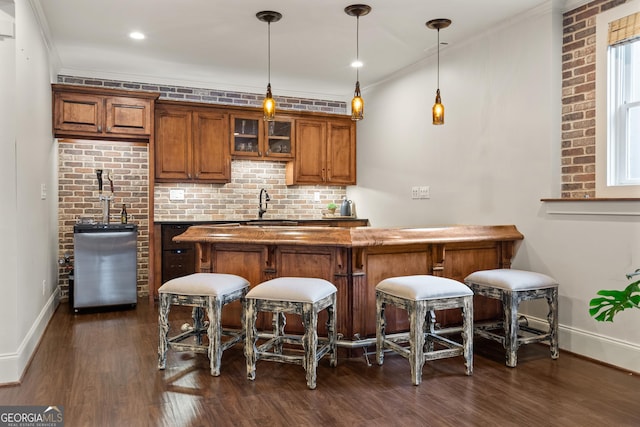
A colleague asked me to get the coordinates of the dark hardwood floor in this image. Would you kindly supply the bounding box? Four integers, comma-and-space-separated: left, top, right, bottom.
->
0, 298, 637, 427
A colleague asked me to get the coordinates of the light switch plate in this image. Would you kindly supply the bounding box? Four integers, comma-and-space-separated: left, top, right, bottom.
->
169, 189, 185, 201
419, 186, 430, 199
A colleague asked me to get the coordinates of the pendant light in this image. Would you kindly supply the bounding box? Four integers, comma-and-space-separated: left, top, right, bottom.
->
426, 19, 451, 125
257, 11, 282, 121
345, 4, 371, 121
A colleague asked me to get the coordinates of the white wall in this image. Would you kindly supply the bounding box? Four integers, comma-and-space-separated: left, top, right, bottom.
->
0, 1, 19, 369
349, 3, 640, 372
0, 0, 58, 384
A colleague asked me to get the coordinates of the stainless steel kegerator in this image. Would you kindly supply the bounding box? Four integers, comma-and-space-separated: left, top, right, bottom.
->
73, 223, 138, 312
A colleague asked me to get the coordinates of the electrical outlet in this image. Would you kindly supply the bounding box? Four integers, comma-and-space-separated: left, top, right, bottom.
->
411, 186, 419, 199
169, 189, 185, 201
42, 279, 46, 295
40, 183, 47, 200
314, 191, 320, 202
419, 186, 430, 199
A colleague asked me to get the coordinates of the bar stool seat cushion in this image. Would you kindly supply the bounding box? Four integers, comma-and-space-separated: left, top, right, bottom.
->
246, 277, 337, 303
376, 275, 473, 300
159, 273, 250, 296
465, 269, 557, 291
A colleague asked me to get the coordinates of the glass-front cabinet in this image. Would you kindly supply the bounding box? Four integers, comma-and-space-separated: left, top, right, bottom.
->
230, 113, 293, 160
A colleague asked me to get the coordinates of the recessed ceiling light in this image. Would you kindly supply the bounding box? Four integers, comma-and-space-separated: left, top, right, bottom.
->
351, 60, 363, 68
129, 31, 145, 40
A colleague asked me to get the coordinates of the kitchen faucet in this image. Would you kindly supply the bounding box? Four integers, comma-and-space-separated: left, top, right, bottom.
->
259, 188, 270, 218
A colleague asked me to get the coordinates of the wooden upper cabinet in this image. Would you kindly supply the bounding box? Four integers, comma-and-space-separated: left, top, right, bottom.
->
287, 119, 327, 184
326, 119, 356, 185
286, 116, 356, 185
230, 113, 294, 160
105, 97, 152, 136
154, 103, 230, 183
193, 111, 230, 181
52, 84, 157, 140
155, 106, 192, 181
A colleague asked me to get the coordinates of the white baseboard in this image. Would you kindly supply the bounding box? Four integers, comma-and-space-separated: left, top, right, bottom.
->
528, 316, 640, 373
0, 289, 60, 384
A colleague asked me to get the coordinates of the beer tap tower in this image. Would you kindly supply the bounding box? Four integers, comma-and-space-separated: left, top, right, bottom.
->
96, 169, 114, 224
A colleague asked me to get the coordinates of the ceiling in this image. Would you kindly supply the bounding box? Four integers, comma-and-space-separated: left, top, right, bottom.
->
35, 0, 577, 101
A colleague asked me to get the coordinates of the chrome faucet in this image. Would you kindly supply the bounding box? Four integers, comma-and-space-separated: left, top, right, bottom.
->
259, 188, 270, 218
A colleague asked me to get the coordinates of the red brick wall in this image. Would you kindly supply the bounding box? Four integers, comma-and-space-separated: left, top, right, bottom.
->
561, 0, 629, 198
58, 140, 149, 298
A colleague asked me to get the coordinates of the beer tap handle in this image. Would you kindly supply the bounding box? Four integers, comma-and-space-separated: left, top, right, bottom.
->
96, 169, 103, 194
107, 172, 114, 195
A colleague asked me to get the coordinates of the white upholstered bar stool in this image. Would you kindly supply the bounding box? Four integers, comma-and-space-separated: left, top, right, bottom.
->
464, 269, 559, 367
158, 273, 249, 376
375, 275, 474, 386
243, 277, 337, 390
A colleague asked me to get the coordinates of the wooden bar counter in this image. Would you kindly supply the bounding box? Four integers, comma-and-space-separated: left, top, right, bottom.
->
174, 224, 523, 340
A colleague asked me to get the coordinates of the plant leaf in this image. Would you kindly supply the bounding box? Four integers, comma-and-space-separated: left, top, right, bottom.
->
589, 281, 640, 322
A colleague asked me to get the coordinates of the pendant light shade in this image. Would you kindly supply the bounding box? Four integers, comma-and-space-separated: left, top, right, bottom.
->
257, 11, 282, 121
351, 81, 364, 120
345, 4, 371, 121
426, 19, 451, 126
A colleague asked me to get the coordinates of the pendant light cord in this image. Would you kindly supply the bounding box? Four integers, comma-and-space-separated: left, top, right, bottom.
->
436, 28, 440, 90
356, 15, 360, 82
267, 21, 271, 85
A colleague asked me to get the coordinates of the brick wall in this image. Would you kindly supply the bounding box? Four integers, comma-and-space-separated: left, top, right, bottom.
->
154, 161, 347, 221
57, 75, 347, 114
58, 141, 150, 298
561, 0, 628, 198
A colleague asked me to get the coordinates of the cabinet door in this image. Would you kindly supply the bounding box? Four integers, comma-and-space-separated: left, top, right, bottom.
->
193, 111, 231, 182
230, 114, 262, 157
289, 119, 327, 184
155, 107, 192, 181
265, 117, 294, 159
105, 96, 152, 136
54, 92, 103, 133
326, 119, 356, 185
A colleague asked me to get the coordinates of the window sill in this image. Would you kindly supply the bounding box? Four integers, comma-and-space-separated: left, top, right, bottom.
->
541, 198, 640, 216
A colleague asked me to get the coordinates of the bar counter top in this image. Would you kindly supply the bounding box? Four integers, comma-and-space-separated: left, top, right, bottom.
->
173, 224, 523, 247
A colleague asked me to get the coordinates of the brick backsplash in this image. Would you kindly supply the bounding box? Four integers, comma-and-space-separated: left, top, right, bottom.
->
58, 141, 150, 298
57, 75, 347, 115
561, 0, 628, 198
154, 160, 347, 221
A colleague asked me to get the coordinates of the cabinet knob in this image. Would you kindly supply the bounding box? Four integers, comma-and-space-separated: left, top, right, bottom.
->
97, 125, 102, 132
187, 173, 192, 179
107, 126, 111, 132
258, 151, 262, 156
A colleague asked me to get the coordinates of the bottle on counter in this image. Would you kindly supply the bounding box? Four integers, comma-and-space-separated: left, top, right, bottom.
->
120, 204, 128, 224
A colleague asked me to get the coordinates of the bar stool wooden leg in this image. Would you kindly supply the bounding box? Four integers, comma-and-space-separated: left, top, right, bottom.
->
327, 295, 337, 367
158, 293, 170, 370
207, 296, 224, 376
244, 298, 258, 381
302, 303, 319, 389
503, 291, 519, 368
548, 287, 559, 360
462, 295, 474, 375
410, 301, 427, 386
376, 294, 386, 366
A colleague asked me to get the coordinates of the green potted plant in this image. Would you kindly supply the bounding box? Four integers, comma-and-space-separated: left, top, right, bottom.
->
327, 203, 337, 215
589, 268, 640, 321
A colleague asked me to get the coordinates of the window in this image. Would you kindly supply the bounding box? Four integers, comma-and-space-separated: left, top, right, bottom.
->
607, 17, 640, 186
596, 5, 640, 197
